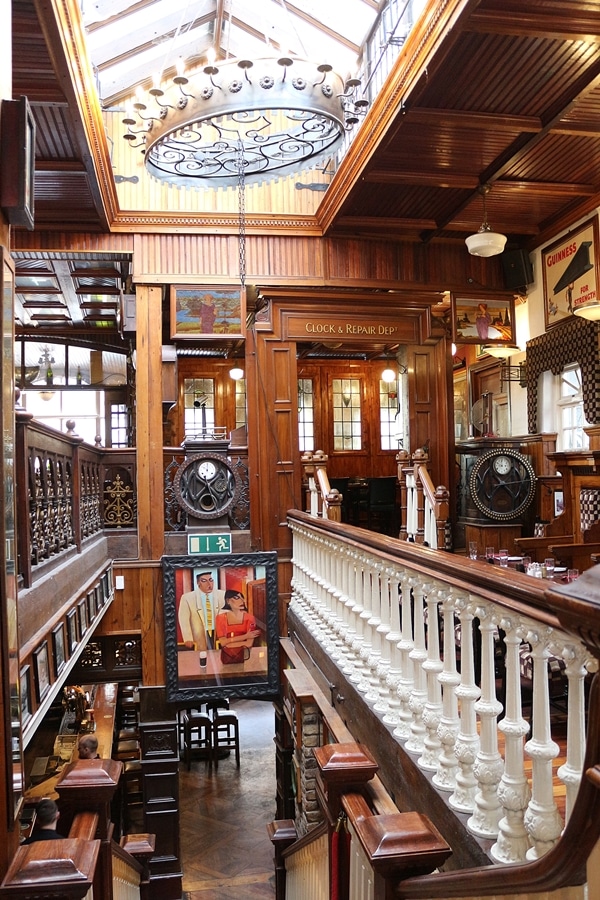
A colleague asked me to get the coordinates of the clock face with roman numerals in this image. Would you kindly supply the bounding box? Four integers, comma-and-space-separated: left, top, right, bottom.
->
469, 449, 536, 521
174, 453, 241, 520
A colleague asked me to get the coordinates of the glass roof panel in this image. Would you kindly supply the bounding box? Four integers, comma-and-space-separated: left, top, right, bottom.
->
81, 0, 381, 107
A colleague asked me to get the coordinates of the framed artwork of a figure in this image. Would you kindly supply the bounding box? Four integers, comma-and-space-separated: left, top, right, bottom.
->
163, 552, 279, 703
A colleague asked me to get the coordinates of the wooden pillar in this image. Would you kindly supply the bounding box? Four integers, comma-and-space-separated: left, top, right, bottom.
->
134, 284, 165, 561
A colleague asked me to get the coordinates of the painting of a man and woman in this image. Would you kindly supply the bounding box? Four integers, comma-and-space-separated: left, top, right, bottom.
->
163, 552, 279, 702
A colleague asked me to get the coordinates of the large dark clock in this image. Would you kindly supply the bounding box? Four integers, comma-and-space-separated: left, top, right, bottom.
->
174, 452, 241, 520
469, 449, 536, 521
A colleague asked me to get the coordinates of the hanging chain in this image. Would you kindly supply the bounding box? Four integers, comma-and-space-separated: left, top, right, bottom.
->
237, 141, 246, 289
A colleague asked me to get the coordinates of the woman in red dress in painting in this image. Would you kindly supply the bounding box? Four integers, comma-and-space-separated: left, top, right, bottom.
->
215, 590, 261, 663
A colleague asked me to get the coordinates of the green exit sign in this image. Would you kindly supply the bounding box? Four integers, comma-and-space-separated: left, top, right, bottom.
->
188, 533, 232, 555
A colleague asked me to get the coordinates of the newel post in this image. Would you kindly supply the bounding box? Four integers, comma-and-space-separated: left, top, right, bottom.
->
56, 758, 123, 900
396, 449, 410, 540
314, 742, 379, 900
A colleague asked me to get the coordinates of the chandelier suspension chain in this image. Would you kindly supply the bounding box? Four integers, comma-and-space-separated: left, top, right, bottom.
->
237, 141, 246, 289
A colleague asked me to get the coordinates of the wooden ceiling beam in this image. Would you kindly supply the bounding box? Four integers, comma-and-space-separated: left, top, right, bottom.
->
406, 108, 541, 133
53, 261, 86, 326
466, 8, 600, 41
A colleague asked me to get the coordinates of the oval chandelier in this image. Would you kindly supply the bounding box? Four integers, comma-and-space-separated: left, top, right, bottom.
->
123, 56, 368, 188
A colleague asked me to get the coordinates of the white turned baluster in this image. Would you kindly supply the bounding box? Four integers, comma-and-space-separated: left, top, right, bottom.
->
326, 539, 346, 663
361, 556, 381, 706
468, 604, 503, 838
394, 569, 415, 741
449, 595, 480, 812
339, 546, 357, 676
433, 589, 460, 791
419, 584, 443, 771
374, 563, 392, 715
406, 578, 431, 754
491, 617, 531, 863
352, 554, 371, 694
557, 644, 592, 821
383, 565, 403, 727
524, 628, 563, 860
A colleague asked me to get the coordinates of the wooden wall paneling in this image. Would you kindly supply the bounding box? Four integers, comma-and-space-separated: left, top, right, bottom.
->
135, 284, 165, 561
139, 566, 165, 689
408, 341, 453, 493
247, 331, 299, 555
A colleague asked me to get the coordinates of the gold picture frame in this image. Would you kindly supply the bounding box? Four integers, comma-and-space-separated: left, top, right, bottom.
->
170, 285, 246, 340
451, 293, 515, 346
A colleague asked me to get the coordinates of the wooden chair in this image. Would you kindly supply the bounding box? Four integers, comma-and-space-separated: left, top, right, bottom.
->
182, 711, 213, 770
212, 712, 240, 768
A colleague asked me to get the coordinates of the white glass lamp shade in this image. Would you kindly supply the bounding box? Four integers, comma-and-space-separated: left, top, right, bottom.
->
381, 367, 396, 383
229, 367, 245, 380
465, 230, 507, 257
574, 300, 600, 320
483, 344, 520, 358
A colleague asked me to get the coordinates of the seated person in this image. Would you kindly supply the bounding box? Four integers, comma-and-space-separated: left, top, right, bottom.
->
78, 734, 100, 759
23, 799, 63, 843
215, 590, 261, 664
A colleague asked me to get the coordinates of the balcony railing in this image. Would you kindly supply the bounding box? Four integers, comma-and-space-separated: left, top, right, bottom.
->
285, 509, 600, 898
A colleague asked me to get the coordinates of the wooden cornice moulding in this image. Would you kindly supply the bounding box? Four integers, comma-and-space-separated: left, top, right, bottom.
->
111, 211, 324, 235
317, 0, 463, 232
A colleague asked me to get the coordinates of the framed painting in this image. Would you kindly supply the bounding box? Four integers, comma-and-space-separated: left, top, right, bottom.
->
170, 285, 246, 340
52, 622, 66, 676
86, 589, 96, 624
33, 642, 51, 703
451, 293, 515, 346
19, 667, 31, 727
542, 216, 599, 328
163, 552, 279, 703
78, 598, 88, 636
67, 608, 79, 653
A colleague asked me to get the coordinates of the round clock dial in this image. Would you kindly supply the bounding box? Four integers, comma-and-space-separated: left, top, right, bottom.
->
198, 460, 217, 480
469, 449, 536, 521
493, 454, 512, 476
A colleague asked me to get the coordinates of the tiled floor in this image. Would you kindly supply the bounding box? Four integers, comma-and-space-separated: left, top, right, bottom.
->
179, 699, 277, 899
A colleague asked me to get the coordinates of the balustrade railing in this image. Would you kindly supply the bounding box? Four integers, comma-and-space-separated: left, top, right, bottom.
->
397, 449, 449, 549
286, 509, 600, 898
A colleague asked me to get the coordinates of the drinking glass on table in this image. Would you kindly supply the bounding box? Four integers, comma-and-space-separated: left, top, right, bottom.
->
544, 557, 555, 579
521, 556, 531, 574
498, 549, 509, 567
469, 541, 478, 560
486, 546, 495, 563
567, 568, 579, 582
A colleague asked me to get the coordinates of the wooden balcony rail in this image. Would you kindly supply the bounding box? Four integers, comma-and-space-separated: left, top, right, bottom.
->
397, 449, 449, 549
287, 509, 600, 899
301, 450, 343, 522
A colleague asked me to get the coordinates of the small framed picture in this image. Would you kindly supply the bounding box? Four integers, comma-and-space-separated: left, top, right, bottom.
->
451, 293, 515, 346
78, 598, 88, 636
19, 667, 31, 725
87, 589, 96, 623
52, 622, 67, 675
33, 642, 51, 703
95, 583, 103, 610
67, 608, 79, 653
170, 285, 246, 340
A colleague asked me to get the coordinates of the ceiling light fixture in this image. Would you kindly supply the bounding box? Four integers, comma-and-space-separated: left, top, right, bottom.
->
465, 185, 507, 257
483, 344, 520, 359
573, 299, 600, 320
229, 367, 244, 380
123, 56, 368, 188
